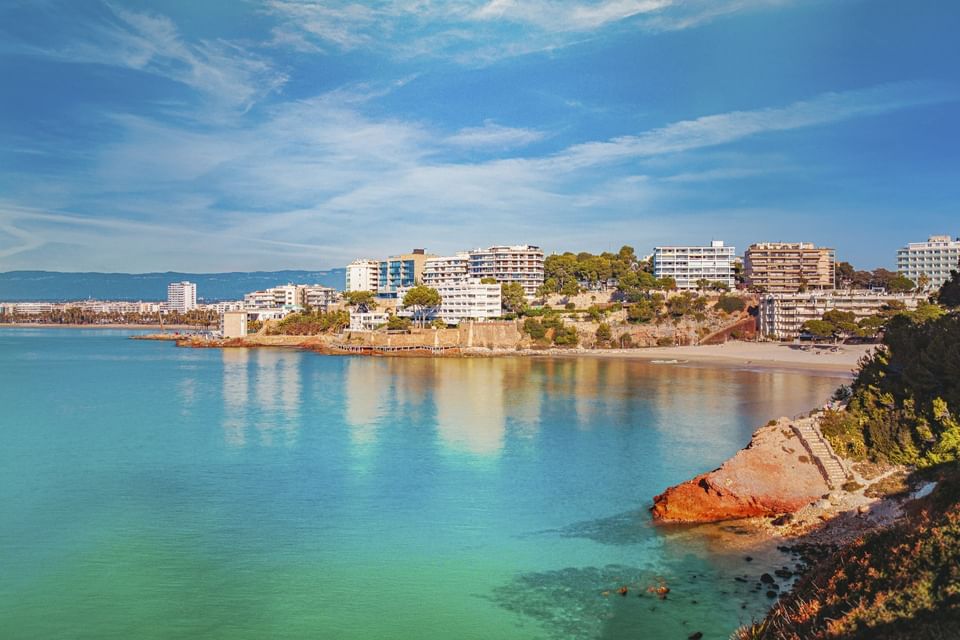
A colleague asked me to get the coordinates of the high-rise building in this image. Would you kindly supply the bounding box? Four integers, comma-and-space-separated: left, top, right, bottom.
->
378, 249, 437, 297
466, 245, 544, 297
166, 281, 197, 312
345, 259, 380, 293
653, 240, 736, 290
744, 242, 835, 293
896, 235, 960, 289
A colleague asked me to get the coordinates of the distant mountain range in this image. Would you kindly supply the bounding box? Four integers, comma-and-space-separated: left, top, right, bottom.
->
0, 270, 346, 302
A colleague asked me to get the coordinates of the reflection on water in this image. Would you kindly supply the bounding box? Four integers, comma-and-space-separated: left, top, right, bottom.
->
344, 358, 389, 447
221, 349, 302, 448
434, 359, 507, 456
222, 348, 249, 447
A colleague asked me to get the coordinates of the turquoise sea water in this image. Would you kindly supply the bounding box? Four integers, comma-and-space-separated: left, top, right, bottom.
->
0, 329, 846, 639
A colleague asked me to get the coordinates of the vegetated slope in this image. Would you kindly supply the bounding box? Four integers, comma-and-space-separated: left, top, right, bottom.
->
750, 464, 960, 639
820, 312, 960, 467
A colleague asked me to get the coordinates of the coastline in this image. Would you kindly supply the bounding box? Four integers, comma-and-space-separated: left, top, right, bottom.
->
0, 322, 206, 330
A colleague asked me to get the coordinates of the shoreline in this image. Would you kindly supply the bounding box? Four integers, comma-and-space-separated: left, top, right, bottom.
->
151, 331, 869, 375
0, 323, 207, 330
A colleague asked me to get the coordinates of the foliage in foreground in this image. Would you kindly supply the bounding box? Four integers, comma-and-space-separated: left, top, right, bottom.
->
744, 464, 960, 639
820, 312, 960, 466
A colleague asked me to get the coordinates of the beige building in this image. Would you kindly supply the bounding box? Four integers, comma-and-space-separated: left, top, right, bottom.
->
758, 291, 923, 339
468, 245, 544, 297
745, 242, 836, 293
221, 310, 248, 338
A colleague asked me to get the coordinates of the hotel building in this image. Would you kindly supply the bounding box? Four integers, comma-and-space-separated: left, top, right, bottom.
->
758, 291, 923, 340
423, 253, 470, 288
744, 242, 836, 293
896, 235, 960, 289
378, 249, 437, 297
466, 245, 544, 297
346, 259, 381, 293
166, 281, 197, 312
243, 284, 339, 311
652, 240, 736, 290
435, 279, 502, 325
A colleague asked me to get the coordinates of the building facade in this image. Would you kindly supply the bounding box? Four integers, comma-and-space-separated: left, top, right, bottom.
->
166, 281, 197, 312
758, 291, 923, 339
652, 240, 736, 290
744, 242, 836, 293
435, 279, 502, 325
896, 235, 960, 290
378, 249, 436, 297
467, 245, 544, 297
423, 253, 470, 288
346, 259, 380, 293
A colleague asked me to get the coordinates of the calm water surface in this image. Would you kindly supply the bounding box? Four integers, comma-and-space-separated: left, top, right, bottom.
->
0, 329, 846, 639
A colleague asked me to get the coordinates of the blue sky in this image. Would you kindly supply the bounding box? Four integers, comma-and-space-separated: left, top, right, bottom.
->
0, 0, 958, 272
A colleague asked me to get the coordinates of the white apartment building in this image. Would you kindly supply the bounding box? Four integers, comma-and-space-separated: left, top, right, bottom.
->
303, 285, 339, 310
423, 253, 470, 287
346, 259, 380, 293
896, 235, 960, 289
166, 281, 197, 313
758, 290, 924, 340
467, 245, 544, 297
435, 279, 502, 325
244, 284, 300, 309
653, 240, 736, 290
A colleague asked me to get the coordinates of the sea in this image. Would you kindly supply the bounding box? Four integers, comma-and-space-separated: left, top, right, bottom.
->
0, 328, 846, 639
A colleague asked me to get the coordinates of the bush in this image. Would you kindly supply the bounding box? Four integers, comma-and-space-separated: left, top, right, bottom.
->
715, 295, 747, 314
387, 315, 411, 331
553, 325, 579, 346
595, 322, 612, 344
564, 302, 576, 310
523, 318, 547, 340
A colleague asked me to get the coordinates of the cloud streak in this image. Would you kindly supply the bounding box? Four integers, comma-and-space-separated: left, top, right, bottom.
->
3, 79, 954, 271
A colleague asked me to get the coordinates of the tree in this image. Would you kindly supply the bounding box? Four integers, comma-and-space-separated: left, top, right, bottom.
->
344, 290, 376, 307
501, 282, 527, 314
655, 277, 677, 291
387, 315, 411, 331
938, 270, 960, 309
480, 277, 498, 284
886, 274, 916, 293
402, 285, 441, 327
803, 319, 836, 340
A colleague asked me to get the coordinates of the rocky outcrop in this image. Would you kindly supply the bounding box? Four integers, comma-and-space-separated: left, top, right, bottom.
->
651, 419, 831, 522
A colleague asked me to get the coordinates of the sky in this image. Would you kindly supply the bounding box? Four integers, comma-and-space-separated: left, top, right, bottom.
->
0, 0, 958, 272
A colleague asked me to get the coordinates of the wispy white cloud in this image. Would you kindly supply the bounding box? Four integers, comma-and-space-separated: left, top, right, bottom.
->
263, 0, 795, 64
4, 79, 954, 271
541, 81, 960, 171
445, 120, 545, 149
14, 3, 286, 112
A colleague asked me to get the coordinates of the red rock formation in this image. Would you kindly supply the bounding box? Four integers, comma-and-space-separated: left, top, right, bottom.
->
651, 419, 830, 522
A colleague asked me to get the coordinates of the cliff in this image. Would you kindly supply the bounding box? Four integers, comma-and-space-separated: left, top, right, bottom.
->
651, 418, 833, 522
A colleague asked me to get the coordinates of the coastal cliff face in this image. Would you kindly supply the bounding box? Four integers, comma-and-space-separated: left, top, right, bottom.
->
651, 419, 831, 522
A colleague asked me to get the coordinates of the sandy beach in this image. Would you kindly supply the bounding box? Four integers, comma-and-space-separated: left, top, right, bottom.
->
528, 341, 874, 374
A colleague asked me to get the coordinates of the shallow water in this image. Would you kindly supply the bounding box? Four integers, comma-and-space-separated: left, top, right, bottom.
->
0, 329, 845, 639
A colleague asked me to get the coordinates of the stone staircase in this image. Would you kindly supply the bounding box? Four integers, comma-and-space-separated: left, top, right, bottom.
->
792, 417, 848, 489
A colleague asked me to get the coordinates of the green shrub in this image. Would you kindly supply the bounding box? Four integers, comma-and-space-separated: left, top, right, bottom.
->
715, 295, 747, 314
